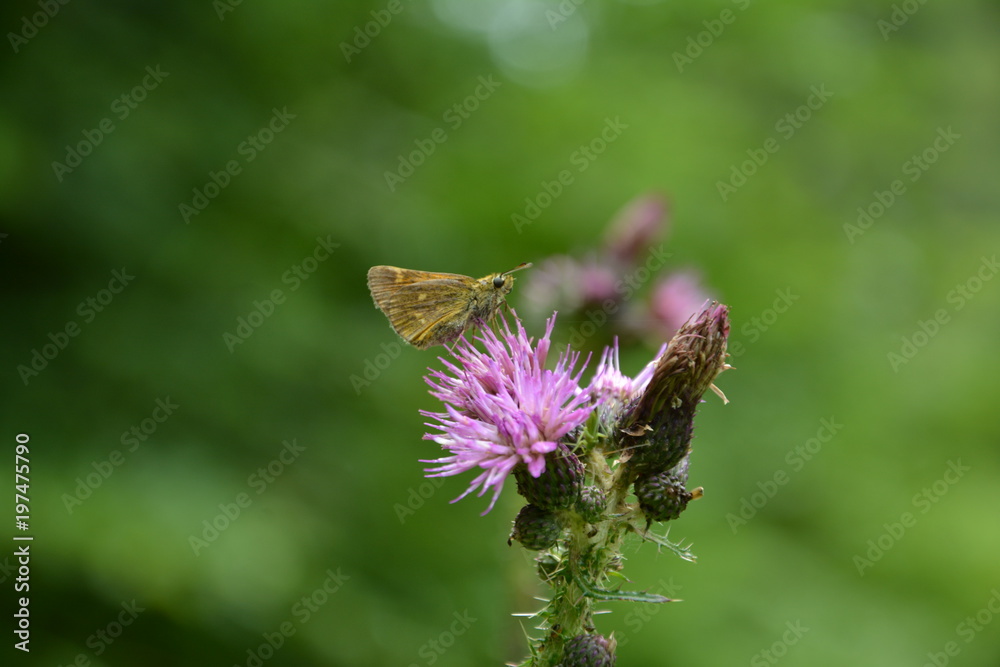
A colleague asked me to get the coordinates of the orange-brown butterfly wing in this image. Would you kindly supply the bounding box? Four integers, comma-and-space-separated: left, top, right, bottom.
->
386, 280, 476, 349
366, 266, 468, 311
367, 267, 476, 349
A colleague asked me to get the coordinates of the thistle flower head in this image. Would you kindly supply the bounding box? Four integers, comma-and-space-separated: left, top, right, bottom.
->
422, 303, 730, 514
421, 314, 592, 513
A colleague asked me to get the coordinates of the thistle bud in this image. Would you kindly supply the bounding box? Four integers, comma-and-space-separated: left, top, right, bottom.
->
560, 633, 617, 667
575, 485, 607, 523
509, 504, 564, 551
619, 302, 730, 477
515, 443, 583, 510
634, 459, 701, 523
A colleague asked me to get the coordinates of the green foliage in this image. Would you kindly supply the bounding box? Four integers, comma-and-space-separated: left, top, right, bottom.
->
2, 0, 999, 665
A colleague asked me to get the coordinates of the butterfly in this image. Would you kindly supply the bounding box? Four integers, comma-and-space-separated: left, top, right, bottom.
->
366, 263, 531, 349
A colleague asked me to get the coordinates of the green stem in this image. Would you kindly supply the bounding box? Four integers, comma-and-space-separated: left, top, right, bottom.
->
529, 431, 680, 665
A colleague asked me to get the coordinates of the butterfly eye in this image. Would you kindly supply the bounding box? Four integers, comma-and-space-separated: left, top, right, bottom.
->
493, 275, 506, 289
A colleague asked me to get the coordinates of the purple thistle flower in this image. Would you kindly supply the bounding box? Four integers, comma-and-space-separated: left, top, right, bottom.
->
421, 314, 593, 513
587, 338, 666, 420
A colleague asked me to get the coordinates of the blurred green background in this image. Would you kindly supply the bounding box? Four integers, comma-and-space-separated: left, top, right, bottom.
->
2, 0, 999, 665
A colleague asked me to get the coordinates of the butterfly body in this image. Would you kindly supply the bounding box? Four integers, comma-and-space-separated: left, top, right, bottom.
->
367, 263, 530, 349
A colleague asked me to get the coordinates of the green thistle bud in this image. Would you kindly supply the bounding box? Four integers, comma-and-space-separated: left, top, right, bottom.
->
634, 461, 702, 523
576, 485, 607, 523
514, 443, 583, 510
560, 633, 617, 667
509, 504, 564, 551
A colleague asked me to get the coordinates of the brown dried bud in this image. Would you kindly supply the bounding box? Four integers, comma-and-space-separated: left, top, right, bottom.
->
619, 301, 730, 477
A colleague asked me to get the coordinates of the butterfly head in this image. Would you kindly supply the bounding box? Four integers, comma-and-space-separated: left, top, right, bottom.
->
487, 262, 532, 295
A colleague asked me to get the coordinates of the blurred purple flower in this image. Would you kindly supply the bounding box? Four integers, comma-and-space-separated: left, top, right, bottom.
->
520, 192, 707, 346
648, 270, 712, 340
603, 193, 668, 265
578, 258, 619, 303
523, 255, 583, 318
421, 314, 592, 513
524, 256, 620, 319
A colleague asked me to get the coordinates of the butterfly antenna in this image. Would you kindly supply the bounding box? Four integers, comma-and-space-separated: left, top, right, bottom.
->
504, 262, 533, 276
